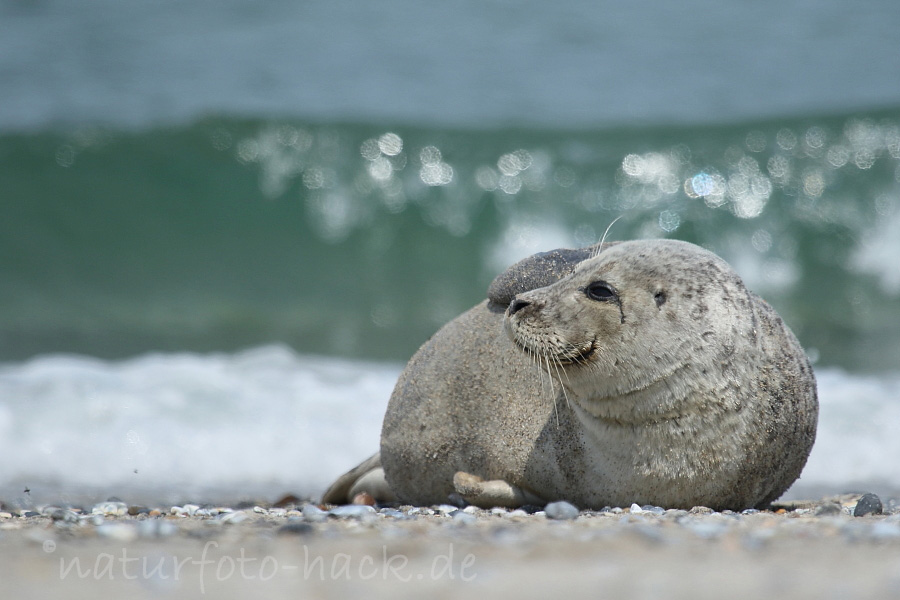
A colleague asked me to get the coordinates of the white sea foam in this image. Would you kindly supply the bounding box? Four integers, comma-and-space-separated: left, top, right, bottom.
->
0, 346, 398, 506
1, 346, 897, 506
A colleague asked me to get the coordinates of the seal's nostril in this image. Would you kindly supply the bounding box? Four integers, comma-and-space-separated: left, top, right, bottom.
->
508, 299, 531, 315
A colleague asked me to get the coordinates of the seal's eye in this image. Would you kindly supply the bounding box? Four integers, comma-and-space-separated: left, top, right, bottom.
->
586, 281, 617, 302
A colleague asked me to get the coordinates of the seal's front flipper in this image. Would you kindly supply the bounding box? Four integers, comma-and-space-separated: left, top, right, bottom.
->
452, 471, 545, 509
322, 452, 398, 505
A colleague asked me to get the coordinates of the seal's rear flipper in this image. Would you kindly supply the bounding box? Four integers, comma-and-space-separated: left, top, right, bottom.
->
452, 471, 545, 509
321, 452, 398, 505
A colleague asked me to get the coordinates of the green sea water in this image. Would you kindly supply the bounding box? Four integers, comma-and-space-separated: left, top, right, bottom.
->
3, 111, 899, 371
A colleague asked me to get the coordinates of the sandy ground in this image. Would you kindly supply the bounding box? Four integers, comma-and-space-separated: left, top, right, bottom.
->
3, 495, 900, 600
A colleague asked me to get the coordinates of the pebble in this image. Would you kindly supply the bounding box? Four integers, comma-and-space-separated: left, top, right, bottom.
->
48, 508, 79, 523
183, 504, 201, 516
451, 510, 477, 525
218, 511, 249, 524
435, 504, 459, 515
545, 501, 580, 521
92, 502, 128, 516
302, 504, 328, 523
328, 505, 377, 519
128, 506, 149, 516
490, 507, 509, 516
0, 512, 12, 519
630, 503, 644, 514
854, 493, 883, 517
641, 505, 666, 515
253, 506, 268, 514
508, 509, 529, 518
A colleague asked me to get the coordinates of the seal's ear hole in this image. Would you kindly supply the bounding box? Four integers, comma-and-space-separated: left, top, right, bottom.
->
586, 281, 617, 302
654, 290, 667, 308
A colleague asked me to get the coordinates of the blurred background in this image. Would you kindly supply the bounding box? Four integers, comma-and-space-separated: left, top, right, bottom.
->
1, 0, 899, 505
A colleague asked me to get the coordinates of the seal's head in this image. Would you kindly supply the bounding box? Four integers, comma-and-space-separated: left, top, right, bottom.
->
504, 239, 757, 418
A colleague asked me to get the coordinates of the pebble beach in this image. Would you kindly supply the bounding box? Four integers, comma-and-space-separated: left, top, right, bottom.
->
4, 493, 900, 599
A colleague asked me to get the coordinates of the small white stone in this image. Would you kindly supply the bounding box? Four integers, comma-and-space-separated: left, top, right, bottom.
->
219, 511, 249, 524
253, 506, 268, 514
451, 511, 477, 525
329, 505, 377, 519
92, 502, 128, 516
630, 503, 644, 514
183, 504, 201, 516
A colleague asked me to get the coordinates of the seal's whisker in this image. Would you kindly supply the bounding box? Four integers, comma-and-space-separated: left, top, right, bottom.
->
593, 215, 624, 258
549, 354, 572, 410
540, 347, 561, 426
534, 346, 548, 395
534, 346, 550, 399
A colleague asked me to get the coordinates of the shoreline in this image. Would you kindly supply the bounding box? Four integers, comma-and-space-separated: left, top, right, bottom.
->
4, 493, 900, 599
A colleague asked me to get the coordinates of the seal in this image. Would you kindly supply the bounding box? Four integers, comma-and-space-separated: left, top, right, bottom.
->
323, 239, 818, 510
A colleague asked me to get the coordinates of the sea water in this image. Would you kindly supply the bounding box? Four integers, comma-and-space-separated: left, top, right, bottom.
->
2, 0, 899, 506
1, 346, 899, 506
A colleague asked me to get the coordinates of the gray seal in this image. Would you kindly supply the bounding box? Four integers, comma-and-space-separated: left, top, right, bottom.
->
323, 239, 817, 510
